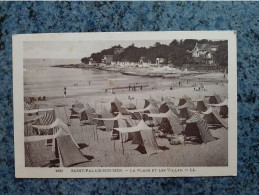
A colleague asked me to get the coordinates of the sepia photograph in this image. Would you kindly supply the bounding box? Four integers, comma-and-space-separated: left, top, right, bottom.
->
13, 31, 237, 178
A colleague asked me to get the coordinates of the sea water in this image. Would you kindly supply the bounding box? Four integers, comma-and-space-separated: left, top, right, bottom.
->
23, 59, 172, 98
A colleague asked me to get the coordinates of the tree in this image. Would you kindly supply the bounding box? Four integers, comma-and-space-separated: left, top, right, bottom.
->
215, 41, 228, 67
169, 40, 178, 47
81, 39, 218, 67
154, 42, 161, 47
81, 57, 89, 64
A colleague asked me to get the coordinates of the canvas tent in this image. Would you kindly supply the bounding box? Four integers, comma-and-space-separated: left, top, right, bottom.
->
195, 100, 207, 112
97, 107, 114, 131
148, 110, 184, 135
114, 120, 162, 156
185, 114, 216, 144
175, 102, 194, 119
70, 102, 96, 120
178, 95, 189, 106
94, 112, 132, 141
70, 103, 98, 128
202, 107, 228, 129
126, 104, 159, 114
208, 98, 228, 117
24, 108, 55, 114
25, 118, 88, 167
143, 96, 158, 108
206, 93, 222, 104
110, 98, 128, 115
159, 103, 169, 113
28, 118, 78, 146
24, 108, 56, 145
126, 104, 159, 125
122, 102, 136, 110
191, 97, 208, 113
159, 102, 178, 115
24, 114, 45, 125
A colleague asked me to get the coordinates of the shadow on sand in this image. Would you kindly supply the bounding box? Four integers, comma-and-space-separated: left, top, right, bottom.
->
84, 155, 94, 160
78, 143, 89, 149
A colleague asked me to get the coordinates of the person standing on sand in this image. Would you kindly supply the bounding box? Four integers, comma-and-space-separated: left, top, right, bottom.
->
129, 85, 131, 91
64, 86, 66, 98
140, 85, 142, 90
179, 81, 181, 86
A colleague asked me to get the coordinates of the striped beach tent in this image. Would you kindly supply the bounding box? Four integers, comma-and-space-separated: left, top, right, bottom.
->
208, 98, 228, 118
114, 120, 162, 156
206, 93, 222, 104
185, 113, 216, 144
26, 118, 88, 167
148, 109, 184, 135
202, 107, 228, 129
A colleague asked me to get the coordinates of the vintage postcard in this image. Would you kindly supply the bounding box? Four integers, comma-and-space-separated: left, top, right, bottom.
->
13, 31, 237, 178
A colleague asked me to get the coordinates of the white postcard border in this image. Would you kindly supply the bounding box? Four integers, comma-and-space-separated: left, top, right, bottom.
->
13, 31, 237, 178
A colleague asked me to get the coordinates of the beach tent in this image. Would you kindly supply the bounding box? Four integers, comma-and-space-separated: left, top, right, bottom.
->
159, 103, 169, 113
192, 97, 208, 113
175, 102, 194, 119
114, 120, 162, 156
206, 93, 222, 104
97, 107, 115, 131
69, 103, 99, 139
24, 108, 56, 145
208, 98, 228, 118
144, 96, 158, 108
202, 107, 228, 129
70, 103, 97, 125
126, 104, 159, 114
159, 102, 178, 115
114, 98, 128, 115
24, 97, 39, 111
94, 112, 132, 141
30, 101, 70, 124
26, 118, 88, 167
185, 114, 216, 144
122, 102, 136, 110
110, 98, 128, 115
110, 102, 119, 114
195, 100, 207, 112
54, 103, 70, 125
148, 109, 184, 135
158, 103, 170, 126
178, 95, 189, 106
28, 118, 79, 146
126, 104, 159, 125
70, 101, 87, 119
24, 108, 55, 124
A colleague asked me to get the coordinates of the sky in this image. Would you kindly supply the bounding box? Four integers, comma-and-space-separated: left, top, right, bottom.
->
23, 40, 174, 60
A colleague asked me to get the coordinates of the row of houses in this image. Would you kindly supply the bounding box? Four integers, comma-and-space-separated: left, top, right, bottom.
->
89, 43, 221, 70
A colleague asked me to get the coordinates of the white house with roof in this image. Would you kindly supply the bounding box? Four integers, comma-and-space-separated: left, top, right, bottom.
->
187, 43, 219, 65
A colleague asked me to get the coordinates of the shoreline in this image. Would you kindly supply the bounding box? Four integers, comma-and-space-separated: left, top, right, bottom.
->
51, 63, 228, 83
24, 63, 228, 100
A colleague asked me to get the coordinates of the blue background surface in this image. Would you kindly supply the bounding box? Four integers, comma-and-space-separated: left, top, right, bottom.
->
0, 1, 258, 194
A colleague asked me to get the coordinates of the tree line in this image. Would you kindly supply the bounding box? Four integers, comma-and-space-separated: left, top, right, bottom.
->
81, 39, 228, 67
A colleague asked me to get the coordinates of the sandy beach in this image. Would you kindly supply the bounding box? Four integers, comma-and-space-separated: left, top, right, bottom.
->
25, 73, 228, 167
